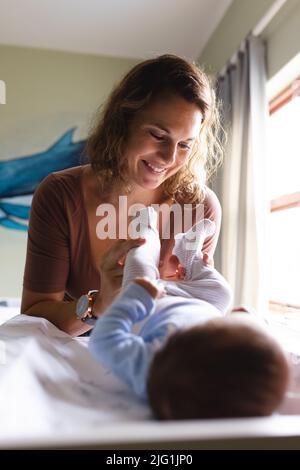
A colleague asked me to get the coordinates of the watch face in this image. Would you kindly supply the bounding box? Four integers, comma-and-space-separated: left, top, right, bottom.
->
76, 295, 89, 318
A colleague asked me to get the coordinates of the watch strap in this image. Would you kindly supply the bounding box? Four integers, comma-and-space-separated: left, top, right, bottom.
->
81, 290, 99, 324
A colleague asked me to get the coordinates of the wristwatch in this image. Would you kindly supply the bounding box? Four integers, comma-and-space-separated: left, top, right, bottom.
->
76, 290, 99, 325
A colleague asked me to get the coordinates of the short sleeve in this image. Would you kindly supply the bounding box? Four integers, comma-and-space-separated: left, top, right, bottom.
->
202, 186, 222, 257
23, 173, 70, 293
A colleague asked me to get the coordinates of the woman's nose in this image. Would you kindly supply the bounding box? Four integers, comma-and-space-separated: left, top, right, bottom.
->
160, 142, 177, 165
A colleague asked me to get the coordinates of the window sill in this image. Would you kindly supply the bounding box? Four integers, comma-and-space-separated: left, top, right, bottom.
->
268, 310, 300, 356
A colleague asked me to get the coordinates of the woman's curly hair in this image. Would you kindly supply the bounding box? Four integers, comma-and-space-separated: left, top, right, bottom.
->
85, 54, 224, 204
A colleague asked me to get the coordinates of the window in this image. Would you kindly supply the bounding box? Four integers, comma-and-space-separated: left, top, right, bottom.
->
268, 77, 300, 322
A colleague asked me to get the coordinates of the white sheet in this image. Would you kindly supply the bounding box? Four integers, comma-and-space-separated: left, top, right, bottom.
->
1, 314, 300, 448
0, 315, 151, 441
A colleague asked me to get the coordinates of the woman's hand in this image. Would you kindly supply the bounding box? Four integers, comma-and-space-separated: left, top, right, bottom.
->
158, 238, 176, 280
95, 238, 146, 313
203, 252, 214, 267
159, 239, 215, 281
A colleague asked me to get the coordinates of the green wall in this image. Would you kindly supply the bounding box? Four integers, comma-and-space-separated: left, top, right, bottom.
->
199, 0, 300, 79
0, 45, 138, 158
263, 0, 300, 78
198, 0, 275, 73
0, 45, 138, 297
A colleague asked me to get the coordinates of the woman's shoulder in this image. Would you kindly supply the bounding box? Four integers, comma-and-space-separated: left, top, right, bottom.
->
203, 186, 221, 221
36, 165, 85, 198
201, 186, 222, 257
32, 165, 88, 218
50, 164, 84, 184
178, 186, 221, 224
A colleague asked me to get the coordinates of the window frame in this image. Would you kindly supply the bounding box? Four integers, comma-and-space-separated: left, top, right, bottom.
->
268, 77, 300, 313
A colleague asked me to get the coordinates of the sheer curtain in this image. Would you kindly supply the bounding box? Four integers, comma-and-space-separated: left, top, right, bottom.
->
212, 35, 269, 313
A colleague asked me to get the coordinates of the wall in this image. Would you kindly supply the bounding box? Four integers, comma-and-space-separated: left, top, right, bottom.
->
263, 0, 300, 79
0, 44, 138, 297
198, 0, 300, 79
198, 0, 276, 73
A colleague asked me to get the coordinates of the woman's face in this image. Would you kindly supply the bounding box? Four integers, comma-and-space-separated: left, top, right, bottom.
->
124, 94, 203, 190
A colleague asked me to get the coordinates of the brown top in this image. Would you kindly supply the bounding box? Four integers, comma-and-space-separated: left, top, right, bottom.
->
23, 166, 222, 300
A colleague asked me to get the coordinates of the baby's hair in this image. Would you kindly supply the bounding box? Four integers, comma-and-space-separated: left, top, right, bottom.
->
147, 319, 289, 420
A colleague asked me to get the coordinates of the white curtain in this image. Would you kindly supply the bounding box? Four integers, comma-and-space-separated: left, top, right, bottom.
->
212, 35, 270, 313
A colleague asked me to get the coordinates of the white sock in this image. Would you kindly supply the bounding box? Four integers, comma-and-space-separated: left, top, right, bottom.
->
172, 219, 216, 279
122, 207, 161, 288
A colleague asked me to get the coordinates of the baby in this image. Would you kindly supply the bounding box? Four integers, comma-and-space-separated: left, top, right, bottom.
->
89, 208, 289, 419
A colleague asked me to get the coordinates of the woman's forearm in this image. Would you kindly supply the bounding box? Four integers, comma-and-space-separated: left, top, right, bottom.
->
22, 239, 145, 336
23, 299, 93, 337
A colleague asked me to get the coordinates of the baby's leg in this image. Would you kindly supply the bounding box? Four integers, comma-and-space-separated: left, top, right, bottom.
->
164, 219, 232, 314
172, 218, 216, 279
122, 207, 161, 288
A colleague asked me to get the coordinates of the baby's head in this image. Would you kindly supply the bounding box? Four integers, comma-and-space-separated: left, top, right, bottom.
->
147, 318, 289, 420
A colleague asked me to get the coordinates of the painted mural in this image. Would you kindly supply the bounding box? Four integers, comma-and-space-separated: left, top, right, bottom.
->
0, 128, 85, 231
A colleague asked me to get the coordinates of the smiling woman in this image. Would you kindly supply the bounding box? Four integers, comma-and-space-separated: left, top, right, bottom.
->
86, 54, 222, 205
21, 54, 224, 336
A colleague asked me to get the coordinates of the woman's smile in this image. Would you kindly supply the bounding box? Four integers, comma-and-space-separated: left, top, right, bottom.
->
141, 159, 168, 175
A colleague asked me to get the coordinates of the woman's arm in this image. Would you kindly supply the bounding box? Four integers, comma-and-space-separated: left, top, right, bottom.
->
22, 172, 146, 335
202, 186, 222, 258
21, 173, 90, 335
21, 288, 92, 336
21, 173, 88, 335
22, 237, 146, 336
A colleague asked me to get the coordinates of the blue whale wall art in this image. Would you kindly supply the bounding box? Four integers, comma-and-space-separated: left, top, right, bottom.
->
0, 128, 85, 231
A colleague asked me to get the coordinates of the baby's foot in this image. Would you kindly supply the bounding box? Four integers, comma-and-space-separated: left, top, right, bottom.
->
129, 206, 158, 239
122, 207, 161, 288
172, 219, 216, 277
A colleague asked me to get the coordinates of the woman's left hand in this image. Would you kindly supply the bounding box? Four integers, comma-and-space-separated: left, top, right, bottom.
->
96, 237, 146, 313
203, 252, 214, 267
158, 238, 176, 279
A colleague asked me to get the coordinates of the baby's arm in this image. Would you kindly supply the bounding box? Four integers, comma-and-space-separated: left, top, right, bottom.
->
88, 282, 157, 398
